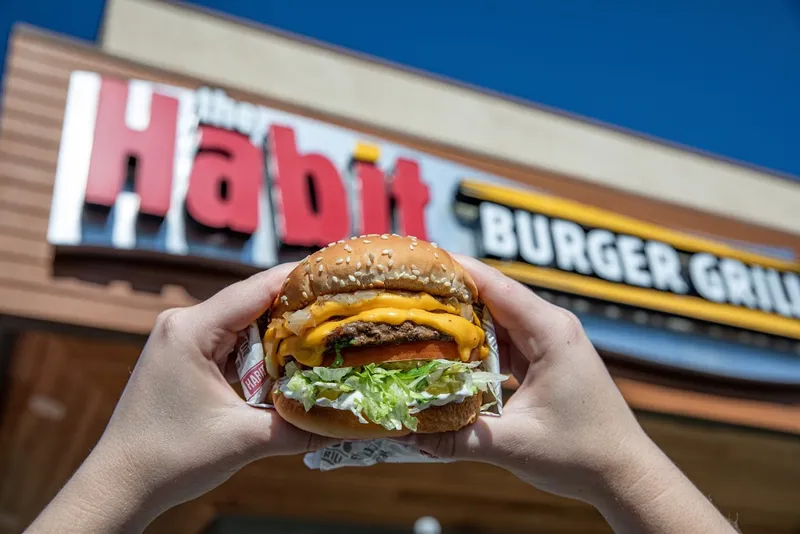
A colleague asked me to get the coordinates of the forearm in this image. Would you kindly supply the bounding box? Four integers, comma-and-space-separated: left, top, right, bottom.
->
26, 445, 161, 534
593, 435, 739, 534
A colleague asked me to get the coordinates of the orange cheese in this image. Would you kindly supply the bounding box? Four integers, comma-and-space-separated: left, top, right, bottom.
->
276, 308, 485, 367
262, 292, 488, 373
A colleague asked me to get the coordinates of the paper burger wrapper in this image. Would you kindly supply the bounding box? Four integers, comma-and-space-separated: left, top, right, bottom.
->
233, 305, 504, 471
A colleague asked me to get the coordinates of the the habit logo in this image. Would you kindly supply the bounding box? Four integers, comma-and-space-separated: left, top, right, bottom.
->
70, 74, 430, 265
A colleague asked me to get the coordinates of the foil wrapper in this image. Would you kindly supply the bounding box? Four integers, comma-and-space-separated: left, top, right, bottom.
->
233, 304, 504, 471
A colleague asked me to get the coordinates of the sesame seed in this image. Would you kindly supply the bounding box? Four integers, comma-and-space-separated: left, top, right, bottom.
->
356, 261, 362, 269
340, 280, 346, 287
409, 275, 418, 280
388, 259, 394, 269
344, 244, 352, 252
338, 240, 345, 244
388, 249, 393, 257
348, 275, 356, 282
304, 264, 310, 273
302, 291, 309, 298
328, 242, 335, 247
409, 245, 415, 250
411, 264, 418, 271
377, 264, 385, 272
318, 265, 324, 273
441, 264, 447, 271
431, 243, 438, 248
316, 257, 323, 263
450, 272, 456, 281
381, 234, 389, 240
332, 276, 339, 283
381, 249, 389, 255
363, 239, 372, 244
434, 252, 439, 259
412, 269, 420, 276
369, 252, 375, 262
336, 258, 344, 265
280, 295, 288, 303
346, 256, 351, 264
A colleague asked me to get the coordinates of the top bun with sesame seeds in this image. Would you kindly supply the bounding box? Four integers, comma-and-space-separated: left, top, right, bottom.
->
262, 234, 497, 440
271, 234, 479, 318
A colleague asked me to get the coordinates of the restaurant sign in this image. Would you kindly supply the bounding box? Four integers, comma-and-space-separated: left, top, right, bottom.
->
48, 71, 800, 342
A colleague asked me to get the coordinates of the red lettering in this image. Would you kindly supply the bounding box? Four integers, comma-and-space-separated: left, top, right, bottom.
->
85, 78, 178, 217
185, 127, 261, 234
390, 159, 430, 240
269, 125, 349, 246
354, 161, 390, 235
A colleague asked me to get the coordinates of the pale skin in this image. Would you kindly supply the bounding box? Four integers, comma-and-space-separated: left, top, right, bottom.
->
26, 258, 740, 534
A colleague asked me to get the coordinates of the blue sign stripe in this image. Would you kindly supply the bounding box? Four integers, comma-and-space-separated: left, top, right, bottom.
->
581, 314, 800, 386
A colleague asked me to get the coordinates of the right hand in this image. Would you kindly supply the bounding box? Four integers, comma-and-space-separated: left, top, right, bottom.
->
407, 255, 655, 504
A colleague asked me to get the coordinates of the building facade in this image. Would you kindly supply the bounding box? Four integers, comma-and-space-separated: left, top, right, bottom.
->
0, 1, 799, 533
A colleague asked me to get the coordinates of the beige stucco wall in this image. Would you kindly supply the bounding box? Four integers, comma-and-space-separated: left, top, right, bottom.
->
100, 0, 800, 236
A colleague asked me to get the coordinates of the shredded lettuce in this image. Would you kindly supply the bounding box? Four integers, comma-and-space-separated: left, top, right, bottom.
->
278, 359, 507, 432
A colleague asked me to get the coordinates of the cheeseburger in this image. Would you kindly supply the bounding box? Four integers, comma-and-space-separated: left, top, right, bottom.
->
263, 234, 503, 439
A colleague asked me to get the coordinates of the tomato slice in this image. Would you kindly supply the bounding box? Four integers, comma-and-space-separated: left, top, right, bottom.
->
320, 340, 461, 367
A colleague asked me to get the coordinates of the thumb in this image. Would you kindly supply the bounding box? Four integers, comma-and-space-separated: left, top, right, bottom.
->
231, 405, 340, 460
403, 416, 507, 462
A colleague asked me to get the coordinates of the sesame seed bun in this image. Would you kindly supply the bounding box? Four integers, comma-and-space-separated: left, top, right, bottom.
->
272, 385, 483, 440
272, 234, 478, 318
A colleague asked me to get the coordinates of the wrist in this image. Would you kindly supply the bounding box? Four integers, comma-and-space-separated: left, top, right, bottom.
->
29, 440, 163, 533
586, 429, 738, 534
585, 428, 666, 515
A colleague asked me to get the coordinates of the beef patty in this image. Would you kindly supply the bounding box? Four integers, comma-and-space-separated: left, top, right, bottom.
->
326, 321, 452, 350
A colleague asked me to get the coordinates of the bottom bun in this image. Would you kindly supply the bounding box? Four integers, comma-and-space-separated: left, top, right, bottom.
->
272, 388, 483, 440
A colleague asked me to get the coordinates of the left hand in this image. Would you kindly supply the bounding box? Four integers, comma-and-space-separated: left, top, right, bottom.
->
27, 263, 335, 533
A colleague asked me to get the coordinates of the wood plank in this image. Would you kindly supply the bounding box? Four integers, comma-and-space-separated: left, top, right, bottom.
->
0, 72, 68, 108
618, 378, 800, 434
0, 134, 59, 166
0, 234, 50, 262
0, 94, 64, 127
0, 177, 54, 206
0, 115, 61, 147
0, 283, 160, 334
0, 205, 49, 238
1, 104, 63, 132
0, 256, 196, 311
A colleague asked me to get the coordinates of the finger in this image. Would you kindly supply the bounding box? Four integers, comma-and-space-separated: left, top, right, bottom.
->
402, 415, 507, 463
452, 254, 560, 335
233, 406, 340, 460
188, 262, 297, 334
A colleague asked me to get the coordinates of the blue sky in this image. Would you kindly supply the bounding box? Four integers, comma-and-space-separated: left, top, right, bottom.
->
2, 0, 800, 180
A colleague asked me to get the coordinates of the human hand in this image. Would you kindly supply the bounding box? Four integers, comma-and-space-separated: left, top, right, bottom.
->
27, 264, 334, 533
407, 256, 738, 533
406, 255, 648, 501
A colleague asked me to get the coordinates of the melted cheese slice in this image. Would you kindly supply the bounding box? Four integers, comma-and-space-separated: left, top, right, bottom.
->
276, 308, 485, 367
266, 292, 460, 339
262, 292, 488, 372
